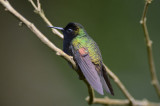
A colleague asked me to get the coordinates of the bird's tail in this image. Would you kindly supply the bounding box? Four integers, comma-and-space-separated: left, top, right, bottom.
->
99, 64, 114, 95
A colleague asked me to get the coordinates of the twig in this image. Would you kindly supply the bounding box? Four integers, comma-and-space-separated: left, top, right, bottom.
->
28, 0, 63, 39
140, 0, 160, 97
83, 79, 95, 104
86, 97, 160, 106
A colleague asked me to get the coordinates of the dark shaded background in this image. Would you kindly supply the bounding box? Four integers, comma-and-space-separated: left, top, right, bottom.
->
0, 0, 160, 106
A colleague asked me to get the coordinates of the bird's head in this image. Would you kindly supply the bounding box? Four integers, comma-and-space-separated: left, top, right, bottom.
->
49, 22, 86, 38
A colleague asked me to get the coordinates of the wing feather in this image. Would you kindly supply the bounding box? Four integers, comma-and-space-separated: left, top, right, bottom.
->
71, 46, 104, 95
101, 65, 114, 95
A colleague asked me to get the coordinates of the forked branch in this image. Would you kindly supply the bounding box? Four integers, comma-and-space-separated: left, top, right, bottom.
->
140, 0, 160, 97
28, 0, 63, 39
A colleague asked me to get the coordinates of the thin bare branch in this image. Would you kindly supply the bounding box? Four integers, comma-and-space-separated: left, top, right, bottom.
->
37, 0, 41, 11
86, 97, 160, 106
28, 0, 37, 10
83, 79, 95, 104
28, 0, 64, 39
140, 0, 160, 97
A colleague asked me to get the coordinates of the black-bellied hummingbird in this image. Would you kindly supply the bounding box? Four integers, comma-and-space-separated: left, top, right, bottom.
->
49, 22, 114, 95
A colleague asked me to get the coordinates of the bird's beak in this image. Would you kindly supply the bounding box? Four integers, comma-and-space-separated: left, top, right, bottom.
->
48, 26, 64, 31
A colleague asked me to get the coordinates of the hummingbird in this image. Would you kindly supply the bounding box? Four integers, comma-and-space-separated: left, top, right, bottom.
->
49, 22, 114, 95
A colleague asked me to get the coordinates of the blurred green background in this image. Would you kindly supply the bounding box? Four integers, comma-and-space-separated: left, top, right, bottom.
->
0, 0, 160, 106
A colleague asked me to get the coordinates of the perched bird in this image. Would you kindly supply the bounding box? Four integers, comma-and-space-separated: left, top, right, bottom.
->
49, 22, 114, 95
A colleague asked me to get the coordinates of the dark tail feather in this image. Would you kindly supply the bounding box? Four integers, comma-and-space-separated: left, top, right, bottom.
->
101, 65, 114, 95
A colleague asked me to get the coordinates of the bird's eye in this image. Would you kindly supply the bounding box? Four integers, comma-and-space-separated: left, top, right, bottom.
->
67, 28, 73, 33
